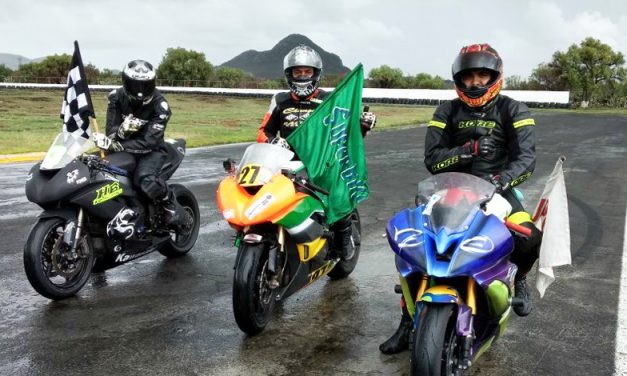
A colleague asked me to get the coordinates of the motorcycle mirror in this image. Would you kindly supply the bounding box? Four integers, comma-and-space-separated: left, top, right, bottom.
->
223, 158, 237, 174
415, 194, 428, 207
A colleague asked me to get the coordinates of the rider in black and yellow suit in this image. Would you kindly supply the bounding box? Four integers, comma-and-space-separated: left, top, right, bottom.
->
380, 43, 542, 354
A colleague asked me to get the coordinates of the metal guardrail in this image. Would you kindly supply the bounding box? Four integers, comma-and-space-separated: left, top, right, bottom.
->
0, 83, 571, 108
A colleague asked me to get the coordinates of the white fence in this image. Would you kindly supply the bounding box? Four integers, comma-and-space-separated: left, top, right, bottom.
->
0, 83, 570, 107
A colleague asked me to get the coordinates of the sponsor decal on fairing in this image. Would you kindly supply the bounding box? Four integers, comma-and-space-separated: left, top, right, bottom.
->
106, 207, 137, 239
93, 182, 123, 205
459, 235, 494, 254
394, 226, 424, 249
245, 193, 274, 220
66, 169, 79, 184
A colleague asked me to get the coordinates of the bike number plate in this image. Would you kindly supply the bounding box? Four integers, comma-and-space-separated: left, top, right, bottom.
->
238, 164, 263, 186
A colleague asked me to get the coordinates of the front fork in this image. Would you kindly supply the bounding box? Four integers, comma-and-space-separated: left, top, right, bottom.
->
62, 208, 86, 261
400, 275, 476, 370
236, 227, 285, 290
266, 227, 285, 289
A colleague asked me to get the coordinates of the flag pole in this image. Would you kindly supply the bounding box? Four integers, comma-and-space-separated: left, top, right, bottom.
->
91, 117, 105, 159
73, 41, 103, 159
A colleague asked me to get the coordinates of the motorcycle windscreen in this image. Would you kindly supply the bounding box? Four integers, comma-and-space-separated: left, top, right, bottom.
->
418, 172, 495, 234
236, 143, 295, 186
41, 133, 95, 170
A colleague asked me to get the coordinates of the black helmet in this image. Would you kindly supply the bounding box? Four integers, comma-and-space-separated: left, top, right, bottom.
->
122, 60, 156, 105
452, 44, 503, 108
283, 45, 323, 98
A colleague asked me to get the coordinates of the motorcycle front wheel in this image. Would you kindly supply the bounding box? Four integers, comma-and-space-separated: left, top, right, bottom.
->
23, 217, 94, 300
411, 303, 461, 376
232, 243, 277, 336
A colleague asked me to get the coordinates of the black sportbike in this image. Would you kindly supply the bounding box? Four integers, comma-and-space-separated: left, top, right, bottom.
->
24, 134, 200, 300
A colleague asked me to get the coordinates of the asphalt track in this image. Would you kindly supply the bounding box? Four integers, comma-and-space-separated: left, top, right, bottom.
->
0, 112, 625, 376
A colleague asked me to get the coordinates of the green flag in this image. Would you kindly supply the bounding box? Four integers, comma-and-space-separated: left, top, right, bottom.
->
287, 64, 369, 224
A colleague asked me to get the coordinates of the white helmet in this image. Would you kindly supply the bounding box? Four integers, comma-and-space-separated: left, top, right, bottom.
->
122, 59, 156, 105
283, 45, 323, 98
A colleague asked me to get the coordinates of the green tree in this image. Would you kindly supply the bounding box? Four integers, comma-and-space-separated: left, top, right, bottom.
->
596, 79, 627, 107
538, 38, 625, 103
0, 64, 12, 82
10, 62, 38, 82
505, 75, 527, 90
97, 68, 122, 85
214, 66, 247, 88
9, 55, 100, 84
320, 73, 345, 87
37, 54, 72, 83
156, 48, 213, 87
528, 62, 569, 91
259, 78, 285, 89
368, 65, 405, 88
409, 73, 446, 89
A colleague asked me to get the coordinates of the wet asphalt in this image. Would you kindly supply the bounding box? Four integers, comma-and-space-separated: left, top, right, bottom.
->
0, 112, 626, 376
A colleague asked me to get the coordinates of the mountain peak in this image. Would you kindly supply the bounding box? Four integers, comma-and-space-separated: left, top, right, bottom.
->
0, 53, 33, 70
221, 34, 350, 79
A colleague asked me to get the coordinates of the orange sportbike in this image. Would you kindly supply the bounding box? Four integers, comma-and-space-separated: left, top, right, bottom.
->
216, 143, 361, 335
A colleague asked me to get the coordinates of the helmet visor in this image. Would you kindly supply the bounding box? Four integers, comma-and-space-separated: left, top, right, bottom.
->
452, 51, 501, 78
124, 78, 155, 100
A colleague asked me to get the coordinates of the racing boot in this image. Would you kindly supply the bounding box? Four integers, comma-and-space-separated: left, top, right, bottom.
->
161, 191, 185, 226
379, 309, 412, 354
513, 276, 533, 317
335, 222, 355, 261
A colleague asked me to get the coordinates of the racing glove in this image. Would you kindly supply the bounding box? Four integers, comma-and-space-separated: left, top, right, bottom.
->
489, 174, 510, 193
93, 132, 124, 152
117, 115, 145, 139
461, 136, 497, 160
269, 136, 291, 150
360, 111, 377, 131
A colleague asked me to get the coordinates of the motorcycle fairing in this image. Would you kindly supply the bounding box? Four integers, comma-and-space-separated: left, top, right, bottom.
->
274, 235, 336, 301
217, 174, 310, 227
26, 160, 90, 206
296, 236, 327, 262
387, 207, 514, 279
420, 285, 460, 304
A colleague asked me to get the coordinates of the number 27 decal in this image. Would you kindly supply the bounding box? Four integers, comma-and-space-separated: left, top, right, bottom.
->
238, 164, 261, 186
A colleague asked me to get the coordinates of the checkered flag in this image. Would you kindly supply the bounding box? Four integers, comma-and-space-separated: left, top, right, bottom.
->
60, 41, 95, 155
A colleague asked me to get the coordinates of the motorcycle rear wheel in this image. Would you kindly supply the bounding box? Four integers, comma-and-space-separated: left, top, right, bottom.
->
411, 303, 461, 376
159, 184, 200, 258
328, 210, 361, 280
232, 243, 277, 335
23, 217, 94, 300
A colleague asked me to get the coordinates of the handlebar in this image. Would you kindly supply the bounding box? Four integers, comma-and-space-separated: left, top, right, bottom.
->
83, 154, 129, 176
505, 219, 532, 237
281, 169, 329, 195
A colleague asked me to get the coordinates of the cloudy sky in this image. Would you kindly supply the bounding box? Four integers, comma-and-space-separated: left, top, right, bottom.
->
2, 0, 626, 79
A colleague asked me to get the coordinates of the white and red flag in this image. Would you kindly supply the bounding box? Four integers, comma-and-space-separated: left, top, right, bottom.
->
533, 156, 571, 298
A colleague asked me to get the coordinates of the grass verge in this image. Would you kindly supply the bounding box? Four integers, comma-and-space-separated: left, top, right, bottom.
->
0, 88, 434, 154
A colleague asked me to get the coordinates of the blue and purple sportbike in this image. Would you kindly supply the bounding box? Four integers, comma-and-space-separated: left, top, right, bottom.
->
386, 172, 531, 376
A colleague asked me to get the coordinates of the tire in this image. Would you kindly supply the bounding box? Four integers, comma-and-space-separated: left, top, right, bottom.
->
159, 184, 200, 258
328, 210, 361, 280
23, 217, 94, 300
232, 243, 277, 336
411, 304, 461, 376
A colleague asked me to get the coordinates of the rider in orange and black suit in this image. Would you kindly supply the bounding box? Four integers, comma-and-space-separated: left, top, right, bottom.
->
256, 44, 376, 262
380, 43, 542, 355
256, 89, 330, 143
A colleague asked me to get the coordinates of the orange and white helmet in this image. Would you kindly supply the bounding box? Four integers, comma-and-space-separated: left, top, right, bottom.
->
452, 44, 503, 108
